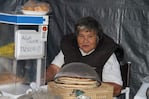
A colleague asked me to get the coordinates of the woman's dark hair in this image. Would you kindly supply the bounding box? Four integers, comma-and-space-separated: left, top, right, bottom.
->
75, 16, 103, 39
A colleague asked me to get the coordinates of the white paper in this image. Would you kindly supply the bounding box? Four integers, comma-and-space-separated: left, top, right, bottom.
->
15, 30, 44, 59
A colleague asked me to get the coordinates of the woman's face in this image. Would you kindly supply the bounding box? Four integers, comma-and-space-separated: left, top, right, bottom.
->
77, 29, 98, 53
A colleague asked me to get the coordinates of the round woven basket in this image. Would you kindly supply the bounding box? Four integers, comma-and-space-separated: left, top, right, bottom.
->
48, 81, 113, 99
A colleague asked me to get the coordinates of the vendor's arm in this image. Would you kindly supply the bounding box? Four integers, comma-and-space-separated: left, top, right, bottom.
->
102, 53, 123, 97
46, 64, 60, 82
103, 82, 122, 97
46, 51, 64, 82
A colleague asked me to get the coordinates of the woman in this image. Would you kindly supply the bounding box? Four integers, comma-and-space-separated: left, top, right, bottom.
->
46, 16, 123, 97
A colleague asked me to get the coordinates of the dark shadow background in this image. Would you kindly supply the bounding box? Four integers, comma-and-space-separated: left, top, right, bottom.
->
0, 0, 149, 98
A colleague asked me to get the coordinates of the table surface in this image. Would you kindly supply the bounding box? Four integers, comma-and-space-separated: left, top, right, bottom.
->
0, 85, 48, 99
134, 83, 149, 99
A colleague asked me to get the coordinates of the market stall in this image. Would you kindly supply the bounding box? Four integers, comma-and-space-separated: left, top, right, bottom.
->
0, 0, 51, 98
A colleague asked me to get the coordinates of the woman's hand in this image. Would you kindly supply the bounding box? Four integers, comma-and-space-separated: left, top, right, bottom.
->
103, 82, 122, 97
46, 64, 60, 82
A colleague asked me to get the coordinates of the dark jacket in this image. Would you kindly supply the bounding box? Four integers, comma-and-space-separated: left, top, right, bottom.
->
60, 33, 123, 80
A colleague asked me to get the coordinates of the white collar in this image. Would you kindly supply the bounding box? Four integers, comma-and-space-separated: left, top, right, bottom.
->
79, 48, 95, 56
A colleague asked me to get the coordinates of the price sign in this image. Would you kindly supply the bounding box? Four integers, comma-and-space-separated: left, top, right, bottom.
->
15, 30, 44, 59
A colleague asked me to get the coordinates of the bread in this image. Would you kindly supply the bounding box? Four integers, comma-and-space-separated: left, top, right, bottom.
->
23, 2, 50, 12
54, 77, 100, 88
0, 72, 23, 84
